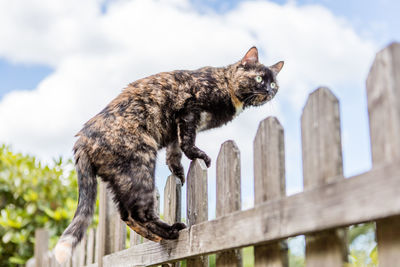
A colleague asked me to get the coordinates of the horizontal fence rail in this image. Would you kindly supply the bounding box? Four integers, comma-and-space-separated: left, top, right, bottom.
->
27, 42, 400, 267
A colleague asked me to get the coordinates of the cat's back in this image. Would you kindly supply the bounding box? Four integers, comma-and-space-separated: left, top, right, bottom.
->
75, 70, 195, 149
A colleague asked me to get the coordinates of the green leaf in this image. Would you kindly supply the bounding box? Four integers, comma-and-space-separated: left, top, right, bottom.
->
2, 232, 13, 243
9, 256, 26, 264
370, 245, 378, 265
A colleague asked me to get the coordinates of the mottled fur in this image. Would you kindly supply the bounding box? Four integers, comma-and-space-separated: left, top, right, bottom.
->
55, 47, 283, 263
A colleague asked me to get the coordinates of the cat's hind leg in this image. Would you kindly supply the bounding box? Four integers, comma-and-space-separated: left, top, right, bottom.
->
125, 216, 162, 242
127, 185, 186, 240
110, 148, 186, 240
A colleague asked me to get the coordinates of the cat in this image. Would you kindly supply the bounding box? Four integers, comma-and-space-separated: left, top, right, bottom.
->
54, 46, 283, 263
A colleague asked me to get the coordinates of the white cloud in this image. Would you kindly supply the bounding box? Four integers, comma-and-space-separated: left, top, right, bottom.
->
0, 0, 376, 208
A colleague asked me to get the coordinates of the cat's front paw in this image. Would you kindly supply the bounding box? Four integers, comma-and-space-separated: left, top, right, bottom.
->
168, 222, 187, 239
199, 154, 211, 167
171, 222, 187, 231
173, 167, 185, 185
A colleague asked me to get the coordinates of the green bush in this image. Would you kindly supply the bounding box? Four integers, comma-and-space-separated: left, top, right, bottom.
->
0, 145, 78, 266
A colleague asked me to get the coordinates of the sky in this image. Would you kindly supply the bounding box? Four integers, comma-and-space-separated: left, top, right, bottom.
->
0, 0, 399, 223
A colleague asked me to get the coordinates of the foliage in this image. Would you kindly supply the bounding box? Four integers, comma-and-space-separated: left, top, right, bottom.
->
289, 251, 305, 267
346, 223, 378, 267
0, 145, 79, 266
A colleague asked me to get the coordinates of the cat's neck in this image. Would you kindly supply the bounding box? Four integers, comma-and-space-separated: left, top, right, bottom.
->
224, 64, 244, 116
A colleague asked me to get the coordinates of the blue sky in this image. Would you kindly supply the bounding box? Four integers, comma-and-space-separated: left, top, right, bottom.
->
0, 0, 398, 219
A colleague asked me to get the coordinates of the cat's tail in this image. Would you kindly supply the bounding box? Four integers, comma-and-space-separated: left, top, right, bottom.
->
54, 148, 97, 264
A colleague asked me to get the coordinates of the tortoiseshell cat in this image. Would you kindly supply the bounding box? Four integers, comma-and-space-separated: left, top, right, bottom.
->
55, 47, 283, 263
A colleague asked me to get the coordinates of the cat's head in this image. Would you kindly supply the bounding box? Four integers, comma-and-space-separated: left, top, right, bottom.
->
228, 47, 284, 108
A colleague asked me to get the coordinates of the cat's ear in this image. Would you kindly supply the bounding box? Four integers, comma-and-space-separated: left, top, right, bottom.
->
241, 46, 259, 66
270, 61, 284, 75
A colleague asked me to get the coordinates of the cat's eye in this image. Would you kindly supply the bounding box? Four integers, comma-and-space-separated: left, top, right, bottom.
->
270, 82, 276, 89
255, 76, 263, 83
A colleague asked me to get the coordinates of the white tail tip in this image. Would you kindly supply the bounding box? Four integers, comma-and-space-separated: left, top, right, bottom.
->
54, 240, 72, 264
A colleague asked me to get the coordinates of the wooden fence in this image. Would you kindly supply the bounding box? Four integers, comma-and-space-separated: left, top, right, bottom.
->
27, 43, 400, 267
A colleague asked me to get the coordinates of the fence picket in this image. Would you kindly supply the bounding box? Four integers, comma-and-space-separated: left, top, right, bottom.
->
129, 229, 141, 247
216, 140, 242, 267
72, 235, 86, 267
96, 182, 107, 266
301, 87, 347, 267
162, 175, 182, 267
34, 229, 49, 267
86, 228, 96, 265
253, 117, 288, 267
366, 42, 400, 265
96, 181, 126, 266
187, 159, 208, 267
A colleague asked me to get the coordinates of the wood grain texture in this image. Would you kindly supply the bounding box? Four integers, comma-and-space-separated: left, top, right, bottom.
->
94, 227, 100, 263
99, 162, 400, 267
72, 235, 86, 267
96, 182, 107, 267
253, 117, 288, 267
162, 175, 182, 267
35, 229, 49, 267
366, 42, 400, 266
301, 88, 343, 186
26, 258, 35, 267
216, 141, 242, 267
164, 175, 182, 225
107, 184, 126, 252
301, 87, 347, 267
130, 229, 141, 247
186, 159, 208, 267
97, 181, 126, 266
254, 117, 285, 203
86, 228, 96, 265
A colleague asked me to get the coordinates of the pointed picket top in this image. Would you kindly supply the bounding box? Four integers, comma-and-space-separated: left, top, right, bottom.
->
302, 87, 339, 123
301, 87, 343, 187
216, 140, 241, 217
253, 116, 285, 203
187, 158, 208, 226
366, 42, 400, 266
367, 42, 400, 163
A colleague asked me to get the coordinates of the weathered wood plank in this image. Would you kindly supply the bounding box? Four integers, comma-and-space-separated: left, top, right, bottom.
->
26, 258, 35, 267
100, 161, 400, 267
96, 182, 107, 266
187, 159, 208, 267
109, 207, 126, 252
301, 88, 343, 186
35, 229, 49, 267
162, 175, 182, 267
130, 229, 141, 247
96, 181, 126, 266
216, 140, 242, 267
86, 228, 96, 265
301, 87, 347, 267
164, 175, 182, 225
253, 117, 288, 267
72, 235, 86, 267
94, 227, 99, 263
366, 42, 400, 266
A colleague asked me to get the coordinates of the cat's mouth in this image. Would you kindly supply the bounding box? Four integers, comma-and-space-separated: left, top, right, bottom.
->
244, 90, 277, 107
